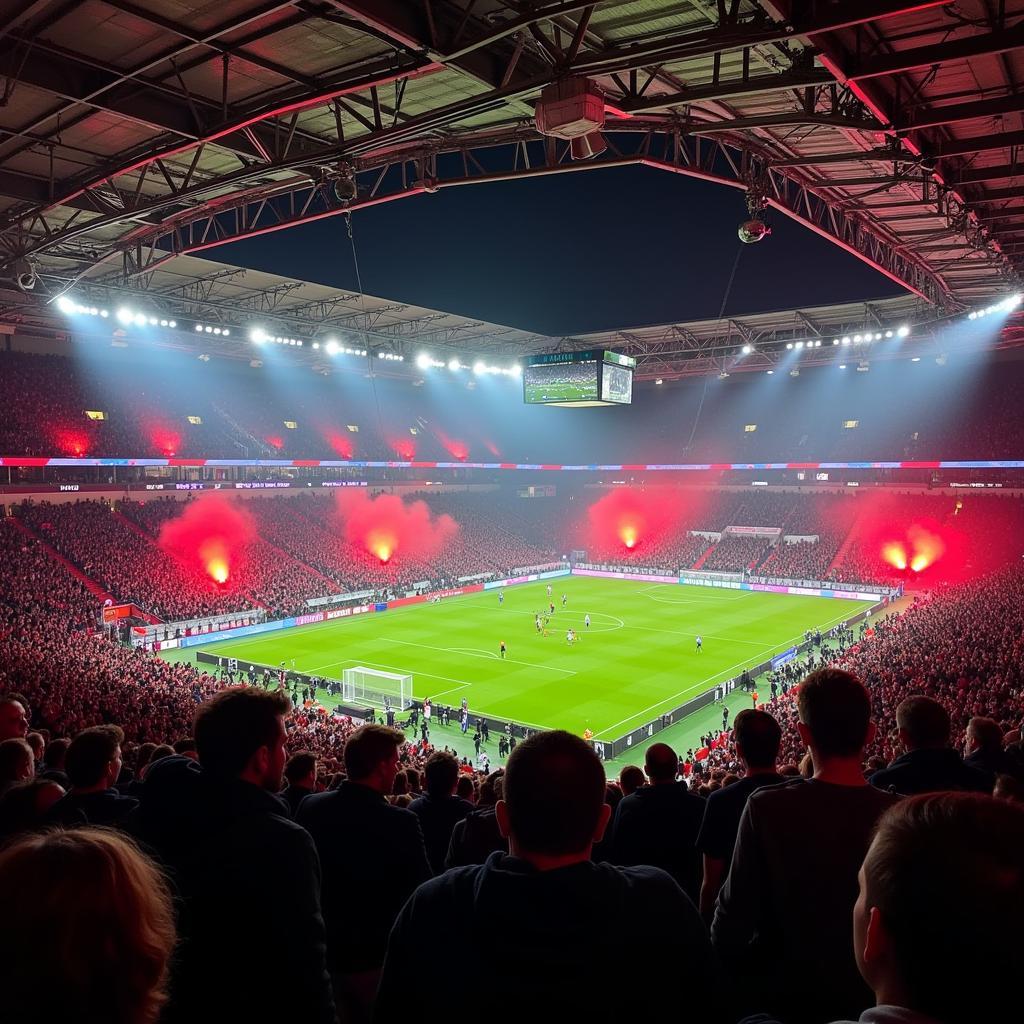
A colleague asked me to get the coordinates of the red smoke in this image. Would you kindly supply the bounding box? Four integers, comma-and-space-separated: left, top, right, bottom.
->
148, 424, 181, 457
266, 435, 284, 450
436, 429, 469, 461
334, 490, 458, 565
880, 523, 947, 575
157, 494, 257, 585
390, 437, 416, 460
326, 431, 353, 459
54, 429, 90, 457
587, 487, 682, 553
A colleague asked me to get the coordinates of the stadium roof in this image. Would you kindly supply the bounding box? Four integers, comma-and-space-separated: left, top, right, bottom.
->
0, 0, 1022, 318
5, 250, 1005, 380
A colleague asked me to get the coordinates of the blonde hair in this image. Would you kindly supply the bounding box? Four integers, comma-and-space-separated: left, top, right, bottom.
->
0, 828, 176, 1023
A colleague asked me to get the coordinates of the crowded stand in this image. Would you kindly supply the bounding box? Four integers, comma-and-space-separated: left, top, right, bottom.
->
4, 379, 1024, 1024
7, 347, 1024, 467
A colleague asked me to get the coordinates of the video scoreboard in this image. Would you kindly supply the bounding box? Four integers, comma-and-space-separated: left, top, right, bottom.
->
523, 350, 635, 407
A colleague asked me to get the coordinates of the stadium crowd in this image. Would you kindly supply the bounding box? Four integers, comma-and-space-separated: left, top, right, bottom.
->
7, 346, 1024, 467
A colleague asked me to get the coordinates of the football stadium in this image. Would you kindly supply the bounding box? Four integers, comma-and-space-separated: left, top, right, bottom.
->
1, 2, 1023, 1022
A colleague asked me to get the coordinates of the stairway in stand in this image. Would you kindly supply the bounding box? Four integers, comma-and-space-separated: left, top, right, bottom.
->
6, 515, 117, 605
690, 541, 718, 571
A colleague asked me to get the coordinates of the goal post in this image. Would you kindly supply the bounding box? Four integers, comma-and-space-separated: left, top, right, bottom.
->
342, 666, 414, 710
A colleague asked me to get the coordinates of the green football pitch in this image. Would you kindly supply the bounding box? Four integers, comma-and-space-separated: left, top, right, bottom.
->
179, 578, 872, 741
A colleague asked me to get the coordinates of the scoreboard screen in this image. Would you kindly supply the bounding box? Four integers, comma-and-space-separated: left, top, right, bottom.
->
523, 350, 634, 407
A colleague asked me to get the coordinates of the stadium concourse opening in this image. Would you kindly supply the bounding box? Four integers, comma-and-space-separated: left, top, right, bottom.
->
3, 1, 1024, 1020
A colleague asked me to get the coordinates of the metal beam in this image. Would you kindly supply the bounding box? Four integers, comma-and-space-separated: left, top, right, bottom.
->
847, 23, 1024, 82
934, 130, 1024, 159
954, 163, 1024, 185
618, 68, 837, 113
897, 92, 1024, 133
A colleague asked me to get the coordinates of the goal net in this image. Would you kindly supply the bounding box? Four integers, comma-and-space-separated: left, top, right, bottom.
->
342, 666, 414, 711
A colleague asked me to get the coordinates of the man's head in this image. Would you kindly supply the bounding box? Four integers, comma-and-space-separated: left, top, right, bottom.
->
342, 724, 404, 794
855, 793, 1024, 1020
193, 688, 290, 790
643, 743, 679, 784
43, 737, 69, 772
423, 751, 460, 798
0, 739, 35, 789
964, 716, 1002, 757
618, 764, 646, 796
284, 751, 317, 789
66, 726, 124, 792
496, 730, 608, 863
797, 668, 875, 761
0, 698, 29, 742
895, 696, 950, 752
733, 709, 782, 771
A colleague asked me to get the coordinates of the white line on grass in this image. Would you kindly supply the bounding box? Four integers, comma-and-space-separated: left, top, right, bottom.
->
303, 657, 476, 695
591, 606, 854, 740
382, 637, 577, 675
448, 647, 499, 659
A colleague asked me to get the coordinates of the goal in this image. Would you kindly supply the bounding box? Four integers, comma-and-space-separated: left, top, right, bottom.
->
342, 666, 414, 710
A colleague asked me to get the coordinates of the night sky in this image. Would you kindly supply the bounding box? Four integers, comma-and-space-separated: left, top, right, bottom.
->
209, 164, 906, 336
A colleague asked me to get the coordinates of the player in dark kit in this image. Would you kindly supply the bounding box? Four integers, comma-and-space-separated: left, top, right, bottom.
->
500, 640, 507, 659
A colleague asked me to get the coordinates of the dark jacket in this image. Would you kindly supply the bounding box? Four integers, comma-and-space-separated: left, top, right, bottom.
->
281, 782, 315, 818
136, 756, 334, 1024
713, 779, 899, 1024
870, 748, 993, 795
46, 788, 138, 829
445, 805, 506, 868
298, 781, 432, 972
408, 792, 474, 875
375, 853, 720, 1023
609, 781, 706, 899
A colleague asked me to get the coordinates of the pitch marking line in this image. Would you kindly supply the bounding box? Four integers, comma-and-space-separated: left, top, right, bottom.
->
471, 605, 624, 633
448, 647, 499, 659
382, 637, 577, 675
591, 607, 855, 740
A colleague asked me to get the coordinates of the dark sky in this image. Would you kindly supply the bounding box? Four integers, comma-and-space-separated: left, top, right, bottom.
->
208, 164, 906, 336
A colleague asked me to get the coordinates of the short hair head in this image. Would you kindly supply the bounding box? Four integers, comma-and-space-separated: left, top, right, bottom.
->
0, 739, 34, 787
644, 743, 679, 782
733, 709, 782, 769
618, 764, 646, 796
342, 724, 404, 782
797, 668, 872, 758
284, 751, 317, 785
193, 687, 290, 779
966, 716, 1003, 753
502, 730, 606, 857
861, 794, 1024, 1020
424, 751, 460, 797
895, 696, 950, 750
66, 725, 124, 789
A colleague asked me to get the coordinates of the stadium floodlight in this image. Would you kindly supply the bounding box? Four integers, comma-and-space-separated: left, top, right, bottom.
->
195, 324, 204, 332
116, 308, 132, 325
885, 330, 893, 337
795, 341, 803, 349
719, 371, 730, 380
766, 369, 774, 375
509, 364, 521, 376
100, 310, 109, 318
56, 295, 75, 314
741, 343, 752, 355
832, 339, 839, 346
448, 358, 461, 371
911, 356, 921, 362
416, 353, 431, 369
841, 336, 850, 345
968, 311, 978, 320
133, 313, 147, 327
786, 342, 793, 350
250, 327, 267, 344
897, 325, 910, 338
473, 361, 486, 375
325, 340, 340, 356
874, 333, 882, 341
655, 378, 664, 385
839, 364, 847, 369
853, 334, 862, 343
